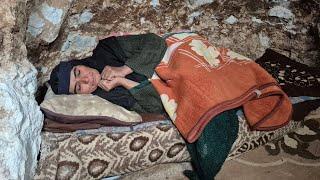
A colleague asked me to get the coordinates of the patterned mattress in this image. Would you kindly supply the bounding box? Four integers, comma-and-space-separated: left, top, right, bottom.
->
35, 104, 306, 179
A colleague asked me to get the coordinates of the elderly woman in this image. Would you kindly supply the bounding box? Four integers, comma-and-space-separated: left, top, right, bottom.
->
49, 34, 237, 180
49, 33, 166, 113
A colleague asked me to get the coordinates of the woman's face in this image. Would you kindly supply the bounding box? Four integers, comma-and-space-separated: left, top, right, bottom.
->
69, 65, 101, 94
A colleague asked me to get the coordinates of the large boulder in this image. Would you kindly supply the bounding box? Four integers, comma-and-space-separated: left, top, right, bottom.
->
26, 0, 73, 46
0, 0, 43, 179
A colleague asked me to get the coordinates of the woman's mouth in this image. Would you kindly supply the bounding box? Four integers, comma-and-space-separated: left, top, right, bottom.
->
93, 73, 101, 87
90, 72, 97, 87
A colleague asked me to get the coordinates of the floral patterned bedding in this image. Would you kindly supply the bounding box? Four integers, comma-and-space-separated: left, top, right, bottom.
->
35, 100, 312, 179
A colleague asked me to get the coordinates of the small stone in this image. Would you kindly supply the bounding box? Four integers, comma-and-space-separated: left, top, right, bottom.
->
79, 10, 93, 24
220, 29, 229, 35
69, 10, 93, 28
188, 0, 214, 8
150, 0, 160, 8
251, 17, 263, 24
301, 28, 308, 34
140, 17, 146, 24
268, 6, 294, 20
224, 15, 238, 25
133, 0, 144, 3
259, 33, 270, 47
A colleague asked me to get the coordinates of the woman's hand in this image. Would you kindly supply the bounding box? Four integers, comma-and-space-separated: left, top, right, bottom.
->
101, 65, 133, 80
98, 77, 121, 92
98, 77, 139, 91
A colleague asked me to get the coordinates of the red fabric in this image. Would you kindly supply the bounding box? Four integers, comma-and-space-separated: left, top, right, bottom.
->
151, 34, 292, 143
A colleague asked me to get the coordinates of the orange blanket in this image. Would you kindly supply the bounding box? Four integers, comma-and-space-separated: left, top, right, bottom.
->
151, 33, 292, 143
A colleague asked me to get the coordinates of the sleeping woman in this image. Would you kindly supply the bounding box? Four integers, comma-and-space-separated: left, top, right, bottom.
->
49, 33, 166, 114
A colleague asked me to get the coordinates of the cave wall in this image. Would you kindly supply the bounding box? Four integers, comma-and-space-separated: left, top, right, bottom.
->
0, 0, 43, 179
0, 0, 319, 179
25, 0, 320, 86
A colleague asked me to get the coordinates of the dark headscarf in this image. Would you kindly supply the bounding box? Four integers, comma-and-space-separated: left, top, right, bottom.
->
49, 60, 87, 94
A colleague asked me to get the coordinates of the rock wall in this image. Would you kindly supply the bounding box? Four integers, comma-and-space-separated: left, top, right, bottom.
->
25, 0, 319, 86
0, 0, 318, 179
0, 0, 43, 179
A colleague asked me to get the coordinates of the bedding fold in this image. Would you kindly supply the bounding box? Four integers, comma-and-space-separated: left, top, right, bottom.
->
151, 33, 292, 143
43, 113, 168, 133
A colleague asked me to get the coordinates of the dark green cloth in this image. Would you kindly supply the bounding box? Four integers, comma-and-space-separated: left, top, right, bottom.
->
184, 108, 239, 180
88, 33, 166, 112
117, 33, 167, 78
129, 80, 165, 113
115, 33, 167, 113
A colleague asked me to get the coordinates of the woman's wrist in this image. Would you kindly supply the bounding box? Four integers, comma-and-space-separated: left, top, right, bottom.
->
118, 77, 139, 89
122, 65, 133, 76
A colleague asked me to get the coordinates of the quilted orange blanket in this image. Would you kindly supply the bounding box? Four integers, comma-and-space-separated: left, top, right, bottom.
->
151, 33, 292, 143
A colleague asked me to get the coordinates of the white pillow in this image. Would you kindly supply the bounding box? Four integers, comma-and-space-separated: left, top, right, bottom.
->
40, 91, 142, 124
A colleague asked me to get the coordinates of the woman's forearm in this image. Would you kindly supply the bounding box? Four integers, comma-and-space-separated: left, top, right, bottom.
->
122, 65, 133, 76
119, 77, 139, 90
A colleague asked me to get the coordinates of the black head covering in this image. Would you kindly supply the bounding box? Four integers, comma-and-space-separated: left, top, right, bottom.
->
49, 60, 86, 94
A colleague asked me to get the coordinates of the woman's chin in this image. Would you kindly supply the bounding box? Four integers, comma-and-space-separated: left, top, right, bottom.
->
91, 86, 98, 93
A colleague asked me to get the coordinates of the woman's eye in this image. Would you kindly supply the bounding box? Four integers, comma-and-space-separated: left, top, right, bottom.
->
74, 68, 80, 78
76, 69, 80, 77
76, 84, 81, 93
74, 68, 77, 78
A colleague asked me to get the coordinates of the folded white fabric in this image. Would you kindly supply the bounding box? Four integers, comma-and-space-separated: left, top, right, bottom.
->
40, 87, 142, 123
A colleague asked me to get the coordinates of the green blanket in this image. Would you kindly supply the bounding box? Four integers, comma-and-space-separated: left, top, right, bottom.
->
184, 108, 239, 180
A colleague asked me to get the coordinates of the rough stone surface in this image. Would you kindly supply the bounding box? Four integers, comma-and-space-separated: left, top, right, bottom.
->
25, 0, 319, 86
0, 0, 318, 179
28, 0, 319, 178
0, 0, 43, 179
68, 9, 94, 28
26, 0, 73, 46
60, 32, 98, 59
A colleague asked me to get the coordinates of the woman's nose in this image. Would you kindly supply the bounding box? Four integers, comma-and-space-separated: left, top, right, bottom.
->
80, 76, 89, 83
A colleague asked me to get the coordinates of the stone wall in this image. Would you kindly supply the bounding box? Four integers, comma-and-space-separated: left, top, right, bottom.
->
0, 0, 319, 179
25, 0, 319, 85
0, 0, 43, 179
